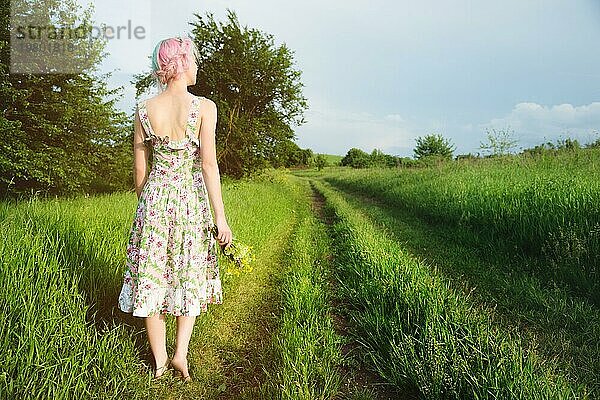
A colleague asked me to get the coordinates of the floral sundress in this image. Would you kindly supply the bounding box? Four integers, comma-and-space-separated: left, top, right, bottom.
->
118, 94, 223, 317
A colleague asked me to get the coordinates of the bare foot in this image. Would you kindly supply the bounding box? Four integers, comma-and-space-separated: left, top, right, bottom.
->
170, 356, 189, 378
153, 358, 171, 379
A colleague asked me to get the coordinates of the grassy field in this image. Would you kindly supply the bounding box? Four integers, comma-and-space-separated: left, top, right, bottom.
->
2, 170, 392, 399
320, 154, 344, 166
318, 150, 600, 305
3, 149, 599, 398
295, 148, 600, 397
0, 171, 353, 399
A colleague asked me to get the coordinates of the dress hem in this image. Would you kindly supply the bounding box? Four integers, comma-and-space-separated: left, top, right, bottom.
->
117, 299, 223, 318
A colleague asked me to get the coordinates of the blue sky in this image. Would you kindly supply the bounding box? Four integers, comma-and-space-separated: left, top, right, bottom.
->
83, 0, 600, 158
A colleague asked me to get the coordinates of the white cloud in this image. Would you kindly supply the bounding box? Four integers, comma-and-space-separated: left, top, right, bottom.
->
478, 102, 600, 148
295, 97, 418, 156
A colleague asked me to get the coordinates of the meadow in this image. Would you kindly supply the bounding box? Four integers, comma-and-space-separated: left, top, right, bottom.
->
303, 148, 600, 398
2, 148, 599, 399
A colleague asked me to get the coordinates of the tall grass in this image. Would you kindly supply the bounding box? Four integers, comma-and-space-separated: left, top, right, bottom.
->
312, 179, 584, 398
0, 170, 326, 399
328, 176, 600, 396
0, 173, 354, 399
0, 197, 148, 399
321, 149, 600, 304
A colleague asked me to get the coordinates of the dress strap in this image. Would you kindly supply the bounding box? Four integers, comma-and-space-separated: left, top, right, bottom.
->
136, 100, 153, 144
186, 96, 203, 147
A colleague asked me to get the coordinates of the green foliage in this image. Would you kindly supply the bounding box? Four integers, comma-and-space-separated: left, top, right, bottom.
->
1, 177, 332, 398
317, 152, 600, 395
210, 223, 255, 276
0, 0, 132, 198
134, 9, 308, 178
340, 147, 403, 169
521, 136, 584, 157
397, 157, 420, 168
322, 148, 600, 307
0, 195, 150, 399
369, 148, 399, 167
557, 137, 581, 151
270, 139, 313, 168
585, 132, 600, 149
413, 133, 455, 160
417, 154, 452, 167
479, 126, 519, 156
314, 154, 328, 171
341, 148, 371, 168
263, 177, 344, 399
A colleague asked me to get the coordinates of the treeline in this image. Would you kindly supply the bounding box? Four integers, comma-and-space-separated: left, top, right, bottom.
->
340, 148, 413, 168
0, 4, 312, 199
339, 131, 600, 169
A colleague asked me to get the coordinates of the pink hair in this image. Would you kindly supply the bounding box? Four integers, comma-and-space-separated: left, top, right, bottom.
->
151, 36, 199, 87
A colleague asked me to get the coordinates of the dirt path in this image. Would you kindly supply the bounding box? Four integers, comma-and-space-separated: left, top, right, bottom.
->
148, 212, 299, 399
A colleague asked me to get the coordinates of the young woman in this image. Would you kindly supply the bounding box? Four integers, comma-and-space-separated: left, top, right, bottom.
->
118, 36, 233, 383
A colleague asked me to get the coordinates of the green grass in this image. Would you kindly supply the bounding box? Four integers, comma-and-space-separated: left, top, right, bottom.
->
0, 170, 345, 399
262, 175, 345, 399
317, 149, 600, 305
0, 196, 147, 399
6, 146, 599, 398
327, 181, 600, 396
311, 178, 583, 398
319, 153, 343, 166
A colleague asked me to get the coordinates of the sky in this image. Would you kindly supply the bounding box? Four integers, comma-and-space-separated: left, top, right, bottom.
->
80, 0, 600, 158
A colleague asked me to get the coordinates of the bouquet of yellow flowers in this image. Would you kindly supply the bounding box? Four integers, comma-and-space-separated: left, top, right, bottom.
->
210, 224, 255, 276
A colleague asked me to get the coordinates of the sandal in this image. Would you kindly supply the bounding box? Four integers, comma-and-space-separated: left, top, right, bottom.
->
152, 358, 172, 381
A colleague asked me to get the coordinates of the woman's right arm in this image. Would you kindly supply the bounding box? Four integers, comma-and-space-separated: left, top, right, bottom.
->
133, 106, 149, 199
200, 99, 233, 248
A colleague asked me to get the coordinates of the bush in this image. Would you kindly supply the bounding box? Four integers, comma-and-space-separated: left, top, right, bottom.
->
341, 148, 371, 168
413, 134, 455, 160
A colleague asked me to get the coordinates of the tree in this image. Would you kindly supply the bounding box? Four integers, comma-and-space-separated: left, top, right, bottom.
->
134, 9, 308, 179
270, 139, 299, 168
556, 137, 580, 151
370, 148, 385, 167
521, 136, 583, 157
314, 154, 327, 171
413, 133, 455, 160
479, 127, 518, 157
0, 0, 132, 197
341, 148, 371, 168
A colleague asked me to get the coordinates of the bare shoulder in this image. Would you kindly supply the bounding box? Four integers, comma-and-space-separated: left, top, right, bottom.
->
144, 94, 161, 107
198, 96, 217, 111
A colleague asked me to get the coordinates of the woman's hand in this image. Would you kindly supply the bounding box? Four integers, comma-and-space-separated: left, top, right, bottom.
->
215, 220, 233, 249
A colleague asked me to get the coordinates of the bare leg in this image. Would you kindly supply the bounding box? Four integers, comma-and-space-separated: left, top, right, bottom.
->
171, 315, 196, 377
144, 313, 169, 377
